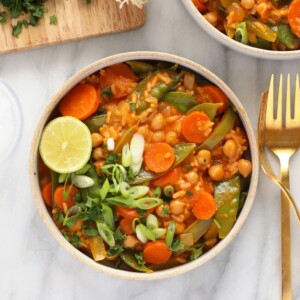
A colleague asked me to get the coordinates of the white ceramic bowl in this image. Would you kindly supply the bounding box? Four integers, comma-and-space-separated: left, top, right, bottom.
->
30, 51, 259, 280
182, 0, 300, 60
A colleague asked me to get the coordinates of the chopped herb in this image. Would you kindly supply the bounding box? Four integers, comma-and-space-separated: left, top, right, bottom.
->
183, 164, 192, 170
170, 239, 184, 251
63, 213, 79, 229
190, 244, 204, 261
72, 192, 81, 203
129, 102, 137, 111
0, 12, 6, 24
50, 15, 57, 25
114, 226, 126, 243
97, 107, 107, 115
115, 258, 122, 269
161, 207, 170, 217
106, 153, 118, 164
101, 87, 113, 98
83, 228, 99, 237
72, 233, 81, 248
12, 21, 27, 37
107, 245, 124, 257
186, 191, 193, 197
54, 210, 64, 224
136, 207, 147, 216
134, 252, 146, 265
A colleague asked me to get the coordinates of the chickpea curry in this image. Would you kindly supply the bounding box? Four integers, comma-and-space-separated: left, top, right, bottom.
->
192, 0, 300, 51
38, 61, 252, 273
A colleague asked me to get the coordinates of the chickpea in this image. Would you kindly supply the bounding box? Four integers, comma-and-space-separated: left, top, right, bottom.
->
156, 204, 170, 218
204, 12, 218, 27
197, 150, 211, 165
92, 147, 104, 161
175, 222, 186, 234
184, 171, 199, 185
238, 159, 252, 177
241, 0, 254, 9
151, 113, 165, 130
91, 133, 103, 148
223, 139, 237, 159
165, 131, 178, 146
170, 200, 185, 215
152, 131, 165, 142
208, 164, 225, 181
123, 235, 139, 249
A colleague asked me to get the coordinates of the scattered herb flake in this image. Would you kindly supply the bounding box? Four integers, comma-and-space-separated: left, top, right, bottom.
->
106, 153, 118, 164
186, 191, 193, 197
107, 245, 124, 257
0, 12, 6, 24
101, 87, 113, 98
129, 102, 137, 111
114, 226, 126, 243
134, 252, 146, 265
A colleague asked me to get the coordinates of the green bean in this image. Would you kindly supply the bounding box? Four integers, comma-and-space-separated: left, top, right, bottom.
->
83, 114, 106, 133
120, 251, 153, 273
163, 185, 174, 197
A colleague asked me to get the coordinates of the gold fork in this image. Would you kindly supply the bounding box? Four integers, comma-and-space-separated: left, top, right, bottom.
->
265, 74, 300, 300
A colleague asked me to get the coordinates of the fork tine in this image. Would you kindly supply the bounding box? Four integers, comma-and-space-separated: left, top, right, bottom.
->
295, 74, 300, 120
286, 74, 291, 122
276, 74, 283, 125
266, 74, 275, 128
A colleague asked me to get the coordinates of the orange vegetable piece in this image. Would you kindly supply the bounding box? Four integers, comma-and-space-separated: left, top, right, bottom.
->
287, 0, 300, 37
144, 143, 175, 173
120, 218, 134, 235
199, 85, 229, 114
192, 0, 206, 12
191, 191, 217, 220
143, 240, 172, 265
152, 166, 182, 187
181, 111, 212, 143
115, 206, 154, 219
59, 83, 100, 120
53, 184, 79, 211
41, 182, 52, 207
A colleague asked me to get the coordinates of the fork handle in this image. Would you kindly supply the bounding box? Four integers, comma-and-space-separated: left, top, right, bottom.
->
278, 153, 292, 300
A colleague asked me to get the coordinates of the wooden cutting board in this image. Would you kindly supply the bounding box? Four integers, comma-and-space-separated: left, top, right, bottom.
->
0, 0, 146, 54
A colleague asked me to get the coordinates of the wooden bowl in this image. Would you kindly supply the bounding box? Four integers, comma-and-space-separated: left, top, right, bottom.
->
30, 51, 259, 280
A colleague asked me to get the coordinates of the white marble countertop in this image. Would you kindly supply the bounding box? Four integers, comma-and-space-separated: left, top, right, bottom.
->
1, 0, 300, 299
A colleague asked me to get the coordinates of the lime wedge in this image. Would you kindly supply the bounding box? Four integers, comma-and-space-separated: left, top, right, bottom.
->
39, 116, 92, 173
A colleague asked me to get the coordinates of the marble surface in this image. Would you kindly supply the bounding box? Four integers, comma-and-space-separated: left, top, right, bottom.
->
1, 0, 300, 299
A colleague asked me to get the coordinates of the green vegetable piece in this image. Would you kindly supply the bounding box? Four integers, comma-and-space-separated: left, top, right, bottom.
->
120, 251, 153, 273
137, 223, 156, 241
83, 114, 106, 133
184, 219, 213, 244
105, 195, 135, 208
114, 126, 136, 153
153, 187, 162, 198
96, 221, 115, 247
134, 197, 163, 210
186, 103, 222, 120
271, 23, 298, 49
58, 172, 68, 184
235, 21, 248, 45
214, 176, 241, 239
99, 179, 110, 201
128, 143, 196, 185
102, 204, 115, 230
122, 144, 132, 167
126, 61, 155, 75
165, 221, 176, 246
153, 228, 166, 239
51, 170, 59, 207
146, 214, 159, 230
129, 186, 150, 199
162, 92, 198, 113
198, 107, 237, 150
85, 164, 102, 200
75, 164, 91, 175
163, 185, 174, 197
120, 182, 131, 198
83, 228, 99, 237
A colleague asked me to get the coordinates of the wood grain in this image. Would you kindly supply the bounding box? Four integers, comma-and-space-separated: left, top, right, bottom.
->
0, 0, 146, 54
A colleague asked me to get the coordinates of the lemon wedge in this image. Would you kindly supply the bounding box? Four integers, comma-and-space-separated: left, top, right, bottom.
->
39, 116, 92, 173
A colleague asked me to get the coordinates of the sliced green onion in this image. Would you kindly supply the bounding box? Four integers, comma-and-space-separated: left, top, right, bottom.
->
136, 224, 148, 243
235, 21, 248, 45
100, 178, 110, 200
74, 175, 94, 188
58, 173, 68, 183
146, 214, 158, 230
136, 224, 155, 243
75, 164, 91, 175
122, 143, 132, 167
129, 186, 150, 199
132, 218, 140, 233
165, 221, 176, 246
96, 221, 115, 247
134, 197, 163, 210
102, 204, 115, 230
153, 187, 161, 198
120, 182, 131, 198
105, 196, 135, 208
153, 228, 166, 239
163, 185, 174, 197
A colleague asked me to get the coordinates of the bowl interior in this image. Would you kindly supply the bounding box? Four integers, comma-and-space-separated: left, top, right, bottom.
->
30, 51, 259, 280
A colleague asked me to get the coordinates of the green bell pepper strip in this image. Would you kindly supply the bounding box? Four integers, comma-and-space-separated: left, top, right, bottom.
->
214, 176, 241, 239
271, 23, 298, 49
197, 107, 237, 151
51, 170, 59, 207
235, 22, 248, 45
128, 143, 196, 185
245, 16, 277, 42
83, 114, 106, 133
162, 92, 198, 113
114, 126, 136, 154
120, 251, 153, 273
126, 61, 155, 75
186, 103, 223, 120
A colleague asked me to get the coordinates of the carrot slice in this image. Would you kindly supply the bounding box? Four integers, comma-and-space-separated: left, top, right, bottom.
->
191, 191, 217, 220
199, 85, 229, 114
115, 206, 154, 219
144, 143, 175, 173
181, 111, 213, 143
59, 83, 100, 120
41, 182, 52, 207
53, 184, 79, 211
192, 0, 206, 12
287, 0, 300, 37
143, 240, 172, 264
152, 166, 182, 187
120, 218, 134, 235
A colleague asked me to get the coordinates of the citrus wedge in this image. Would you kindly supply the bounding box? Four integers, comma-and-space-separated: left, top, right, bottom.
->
39, 116, 92, 174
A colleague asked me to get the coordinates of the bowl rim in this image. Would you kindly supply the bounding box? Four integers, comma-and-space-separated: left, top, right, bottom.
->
29, 51, 259, 280
181, 0, 300, 60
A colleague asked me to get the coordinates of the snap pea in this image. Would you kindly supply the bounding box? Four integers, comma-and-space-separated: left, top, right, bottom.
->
120, 251, 153, 273
128, 143, 196, 185
114, 126, 136, 154
83, 114, 106, 133
214, 176, 240, 239
271, 23, 298, 49
186, 103, 223, 120
126, 61, 155, 75
197, 107, 237, 150
162, 92, 197, 113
